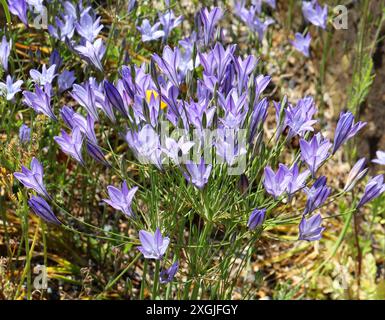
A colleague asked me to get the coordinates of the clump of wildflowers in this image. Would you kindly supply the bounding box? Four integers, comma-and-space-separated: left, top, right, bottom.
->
5, 0, 381, 300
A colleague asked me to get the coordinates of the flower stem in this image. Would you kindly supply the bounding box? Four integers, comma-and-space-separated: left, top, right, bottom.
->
152, 260, 160, 299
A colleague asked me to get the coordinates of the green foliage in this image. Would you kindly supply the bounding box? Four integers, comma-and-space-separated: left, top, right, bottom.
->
348, 54, 375, 114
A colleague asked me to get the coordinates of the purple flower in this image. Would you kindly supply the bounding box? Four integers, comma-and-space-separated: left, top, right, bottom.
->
215, 133, 247, 166
19, 124, 31, 144
86, 142, 110, 167
199, 43, 236, 87
332, 111, 366, 154
159, 10, 183, 40
71, 82, 99, 120
303, 176, 331, 214
263, 164, 291, 199
235, 1, 255, 18
254, 17, 274, 41
200, 7, 223, 46
222, 63, 237, 96
74, 38, 105, 72
29, 64, 56, 86
119, 66, 137, 99
0, 35, 12, 72
127, 0, 136, 13
49, 49, 63, 73
291, 32, 311, 57
153, 46, 181, 87
235, 3, 274, 41
54, 127, 84, 165
286, 163, 310, 198
71, 113, 97, 144
273, 100, 285, 140
137, 19, 165, 42
104, 80, 128, 117
300, 133, 332, 176
236, 3, 257, 22
357, 175, 385, 209
178, 33, 200, 76
162, 136, 194, 165
23, 84, 57, 121
58, 70, 76, 93
255, 74, 271, 100
285, 96, 317, 139
247, 208, 266, 230
103, 181, 138, 217
62, 1, 81, 18
298, 213, 325, 241
138, 228, 170, 260
28, 0, 44, 14
372, 150, 385, 166
344, 158, 367, 192
249, 98, 268, 143
144, 90, 162, 126
60, 105, 76, 128
75, 11, 103, 42
48, 15, 75, 41
8, 0, 28, 26
160, 261, 179, 284
234, 55, 257, 93
239, 173, 249, 194
302, 0, 328, 29
28, 196, 61, 225
219, 110, 246, 130
126, 125, 163, 169
218, 90, 247, 119
14, 157, 50, 199
184, 158, 212, 189
0, 75, 23, 100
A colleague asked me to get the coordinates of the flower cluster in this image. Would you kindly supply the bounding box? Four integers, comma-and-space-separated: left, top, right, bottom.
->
4, 0, 385, 295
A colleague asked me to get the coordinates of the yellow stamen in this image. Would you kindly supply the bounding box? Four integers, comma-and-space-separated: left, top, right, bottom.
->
145, 90, 167, 109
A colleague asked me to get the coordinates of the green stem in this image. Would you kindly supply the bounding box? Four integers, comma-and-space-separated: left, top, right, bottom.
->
152, 260, 160, 299
23, 204, 32, 300
140, 260, 148, 300
98, 253, 141, 299
0, 0, 11, 24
